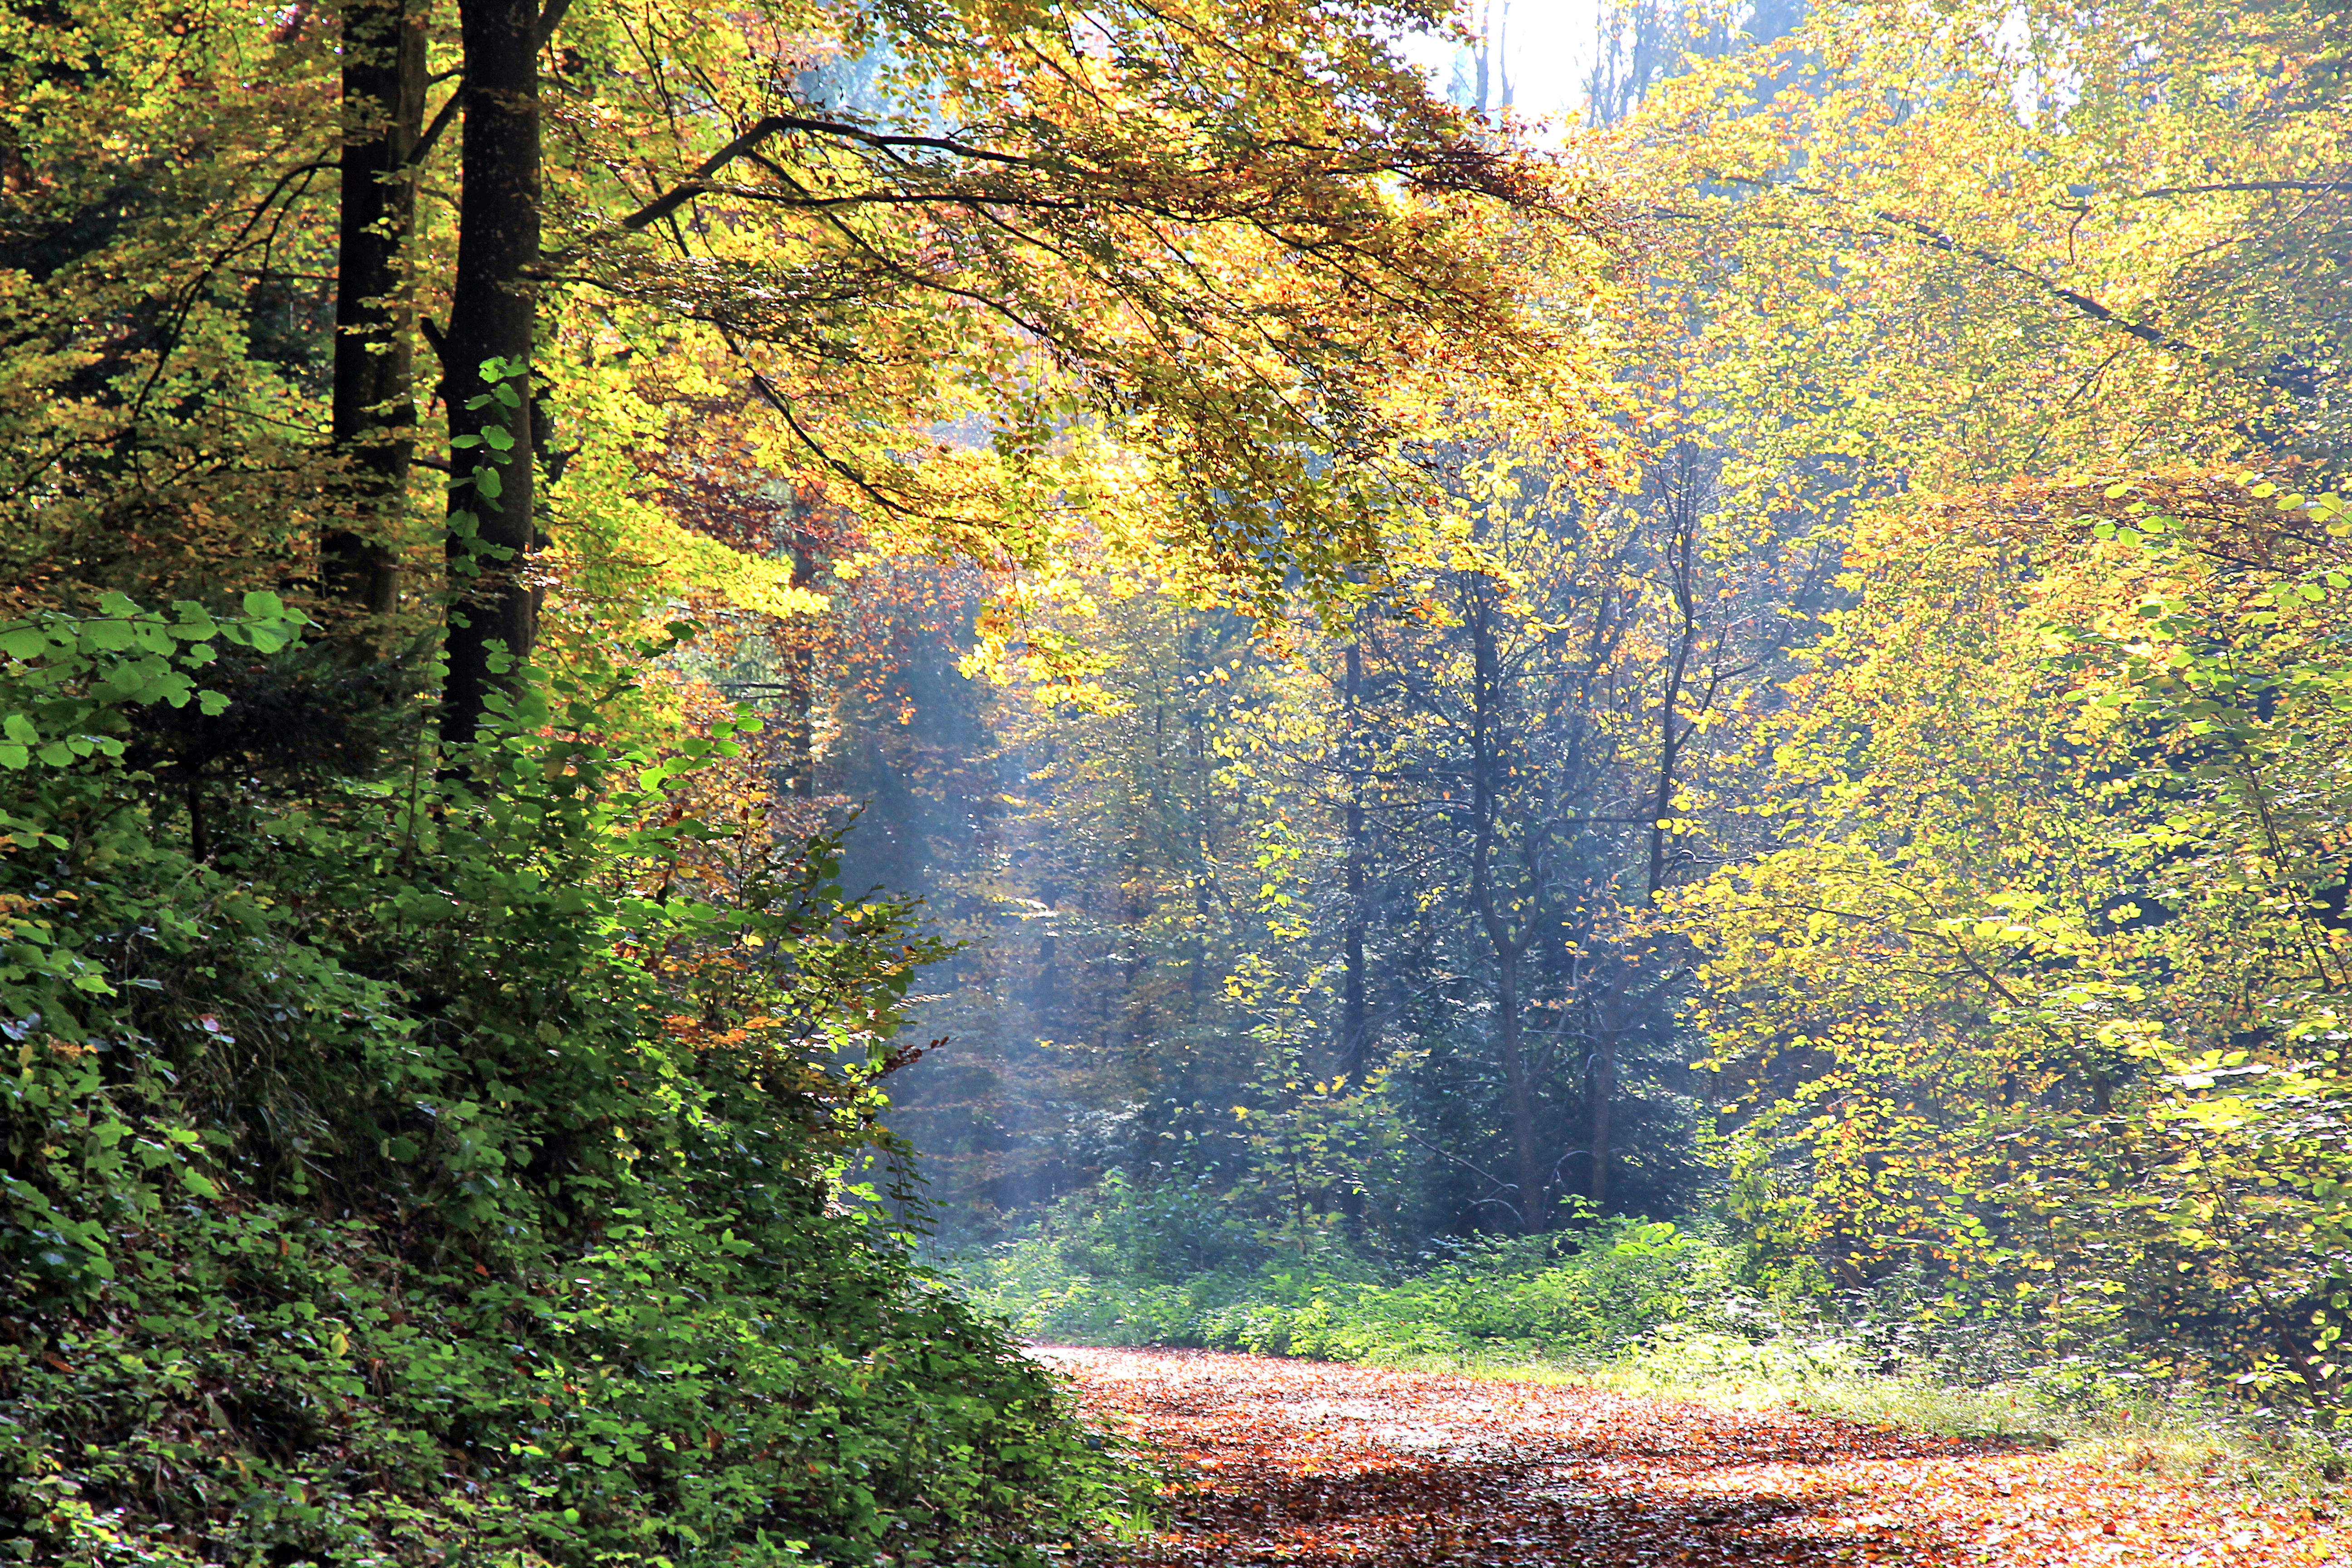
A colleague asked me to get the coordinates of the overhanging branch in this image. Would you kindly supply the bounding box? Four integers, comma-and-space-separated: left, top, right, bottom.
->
618, 115, 1036, 235
1673, 177, 2316, 395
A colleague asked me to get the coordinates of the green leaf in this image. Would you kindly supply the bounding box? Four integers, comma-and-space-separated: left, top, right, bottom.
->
0, 627, 50, 661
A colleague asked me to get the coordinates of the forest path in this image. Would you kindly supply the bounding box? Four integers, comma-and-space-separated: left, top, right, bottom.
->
1038, 1347, 2344, 1568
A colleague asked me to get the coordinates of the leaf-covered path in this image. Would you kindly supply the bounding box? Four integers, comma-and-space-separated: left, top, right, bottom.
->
1039, 1348, 2346, 1568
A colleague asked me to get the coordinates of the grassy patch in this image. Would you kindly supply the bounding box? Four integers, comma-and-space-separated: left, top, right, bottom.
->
1338, 1341, 2352, 1499
957, 1196, 2352, 1501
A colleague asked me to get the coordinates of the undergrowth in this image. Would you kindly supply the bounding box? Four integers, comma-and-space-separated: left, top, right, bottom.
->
953, 1179, 2352, 1499
0, 606, 1148, 1566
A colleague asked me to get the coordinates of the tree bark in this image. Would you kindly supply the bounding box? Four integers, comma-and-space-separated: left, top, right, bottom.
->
1466, 591, 1545, 1231
1588, 1029, 1615, 1212
326, 0, 427, 615
785, 518, 819, 797
1603, 470, 1708, 1210
1341, 641, 1367, 1083
1644, 498, 1699, 902
1495, 936, 1541, 1228
440, 0, 542, 746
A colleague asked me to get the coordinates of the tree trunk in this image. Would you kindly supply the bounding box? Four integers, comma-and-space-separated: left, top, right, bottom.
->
1466, 592, 1544, 1231
784, 522, 818, 797
1498, 939, 1543, 1230
1646, 470, 1704, 900
1588, 1031, 1615, 1212
1608, 478, 1707, 1211
326, 0, 427, 615
440, 0, 542, 746
1586, 958, 1646, 1215
1341, 641, 1367, 1083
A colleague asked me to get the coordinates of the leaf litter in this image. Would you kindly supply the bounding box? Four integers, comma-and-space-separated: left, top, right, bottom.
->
1038, 1347, 2346, 1567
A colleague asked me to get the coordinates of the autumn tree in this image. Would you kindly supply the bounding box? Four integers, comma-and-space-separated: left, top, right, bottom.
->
1621, 0, 2350, 519
1672, 474, 2352, 1391
1307, 426, 1823, 1231
3, 0, 1608, 741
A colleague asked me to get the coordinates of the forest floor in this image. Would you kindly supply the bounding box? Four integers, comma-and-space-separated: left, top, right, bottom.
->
1038, 1346, 2347, 1568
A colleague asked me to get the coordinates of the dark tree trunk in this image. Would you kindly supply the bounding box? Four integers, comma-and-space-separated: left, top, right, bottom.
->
1466, 591, 1545, 1231
1644, 513, 1697, 903
185, 774, 210, 864
326, 0, 427, 614
1341, 641, 1367, 1083
440, 0, 542, 746
785, 524, 818, 796
1602, 471, 1708, 1210
1496, 937, 1541, 1228
1588, 1030, 1615, 1212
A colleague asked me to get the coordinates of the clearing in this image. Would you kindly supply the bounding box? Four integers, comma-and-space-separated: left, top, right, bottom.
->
1039, 1347, 2345, 1567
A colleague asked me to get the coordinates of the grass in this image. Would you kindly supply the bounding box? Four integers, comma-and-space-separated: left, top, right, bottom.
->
1298, 1337, 2352, 1500
955, 1193, 2352, 1501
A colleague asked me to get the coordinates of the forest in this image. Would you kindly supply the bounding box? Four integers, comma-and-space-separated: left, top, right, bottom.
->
0, 0, 2347, 1563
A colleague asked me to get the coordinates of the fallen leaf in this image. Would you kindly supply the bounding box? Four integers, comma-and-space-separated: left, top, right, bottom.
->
1041, 1348, 2349, 1568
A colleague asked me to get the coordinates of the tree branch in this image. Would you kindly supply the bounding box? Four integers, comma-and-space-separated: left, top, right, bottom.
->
1671, 178, 2311, 393
2122, 178, 2345, 201
404, 83, 465, 173
718, 329, 932, 523
617, 115, 1036, 235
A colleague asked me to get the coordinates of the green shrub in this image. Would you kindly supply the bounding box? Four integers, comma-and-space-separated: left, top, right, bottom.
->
0, 603, 1140, 1566
960, 1178, 1753, 1366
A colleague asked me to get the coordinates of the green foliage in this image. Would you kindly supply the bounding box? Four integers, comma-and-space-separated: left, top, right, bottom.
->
0, 592, 304, 773
0, 604, 1141, 1565
959, 1178, 1750, 1365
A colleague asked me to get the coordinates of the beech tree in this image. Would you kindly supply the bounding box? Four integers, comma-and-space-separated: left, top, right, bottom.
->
1621, 0, 2350, 523
1673, 473, 2352, 1392
5, 0, 1611, 740
451, 0, 1615, 736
